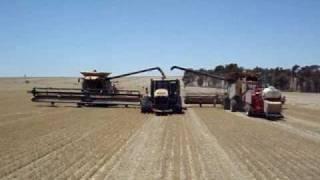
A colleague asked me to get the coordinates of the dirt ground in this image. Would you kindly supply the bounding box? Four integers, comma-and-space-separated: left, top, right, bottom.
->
0, 77, 320, 179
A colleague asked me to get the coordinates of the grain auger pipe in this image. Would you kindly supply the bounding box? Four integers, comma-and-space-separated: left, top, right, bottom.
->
170, 66, 226, 80
107, 67, 166, 80
170, 65, 228, 107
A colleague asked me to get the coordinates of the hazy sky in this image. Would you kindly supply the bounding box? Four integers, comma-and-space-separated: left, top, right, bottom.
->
0, 0, 319, 77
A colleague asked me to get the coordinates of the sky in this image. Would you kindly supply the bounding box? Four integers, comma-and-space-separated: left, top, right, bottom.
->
0, 0, 319, 77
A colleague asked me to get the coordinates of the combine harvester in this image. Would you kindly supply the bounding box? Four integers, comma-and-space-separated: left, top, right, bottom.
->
29, 67, 166, 107
171, 66, 284, 119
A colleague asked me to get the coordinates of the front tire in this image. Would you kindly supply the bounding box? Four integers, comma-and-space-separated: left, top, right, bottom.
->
223, 97, 230, 110
141, 96, 152, 113
245, 105, 252, 116
230, 99, 237, 112
174, 96, 183, 113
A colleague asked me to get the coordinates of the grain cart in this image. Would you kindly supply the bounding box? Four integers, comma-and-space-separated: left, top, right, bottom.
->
171, 66, 226, 107
171, 65, 283, 119
140, 79, 183, 114
29, 67, 166, 107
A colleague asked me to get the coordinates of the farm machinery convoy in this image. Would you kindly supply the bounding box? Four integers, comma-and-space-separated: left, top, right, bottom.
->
29, 65, 284, 119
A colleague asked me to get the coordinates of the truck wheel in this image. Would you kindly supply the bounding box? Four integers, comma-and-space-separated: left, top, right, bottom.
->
245, 105, 252, 116
223, 98, 230, 110
265, 114, 274, 120
174, 96, 183, 113
141, 97, 152, 113
230, 99, 237, 112
265, 114, 271, 120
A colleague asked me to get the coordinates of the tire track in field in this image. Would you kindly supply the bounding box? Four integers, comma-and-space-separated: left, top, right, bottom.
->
0, 108, 93, 168
284, 115, 320, 128
185, 109, 249, 180
90, 110, 247, 180
282, 106, 320, 134
284, 105, 320, 124
0, 107, 69, 127
202, 109, 299, 179
0, 110, 89, 174
195, 108, 320, 179
0, 108, 74, 154
283, 115, 320, 136
0, 110, 112, 179
68, 114, 150, 180
0, 109, 147, 179
91, 115, 167, 180
228, 111, 320, 143
42, 112, 147, 180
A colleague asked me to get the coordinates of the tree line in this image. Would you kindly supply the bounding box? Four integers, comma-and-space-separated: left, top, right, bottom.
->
182, 64, 320, 93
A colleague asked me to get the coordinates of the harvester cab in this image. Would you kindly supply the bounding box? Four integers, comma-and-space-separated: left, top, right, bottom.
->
140, 79, 183, 114
80, 71, 113, 93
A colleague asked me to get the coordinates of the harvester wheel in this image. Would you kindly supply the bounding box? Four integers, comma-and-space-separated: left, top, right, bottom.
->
223, 98, 230, 110
141, 96, 152, 113
174, 96, 183, 113
265, 114, 271, 120
245, 105, 252, 116
230, 99, 237, 112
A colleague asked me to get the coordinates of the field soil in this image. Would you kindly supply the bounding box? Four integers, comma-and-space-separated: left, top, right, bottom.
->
0, 77, 320, 179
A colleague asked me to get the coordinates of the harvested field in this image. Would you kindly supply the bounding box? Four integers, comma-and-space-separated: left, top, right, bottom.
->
1, 77, 320, 179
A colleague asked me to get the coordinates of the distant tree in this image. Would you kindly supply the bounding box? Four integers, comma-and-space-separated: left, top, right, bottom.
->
292, 65, 300, 76
225, 63, 241, 73
181, 63, 320, 93
214, 65, 225, 74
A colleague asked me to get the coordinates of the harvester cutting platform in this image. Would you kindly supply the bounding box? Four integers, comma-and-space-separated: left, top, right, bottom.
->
29, 67, 166, 107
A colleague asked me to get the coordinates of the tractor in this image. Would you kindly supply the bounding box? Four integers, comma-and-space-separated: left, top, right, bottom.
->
140, 79, 183, 114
